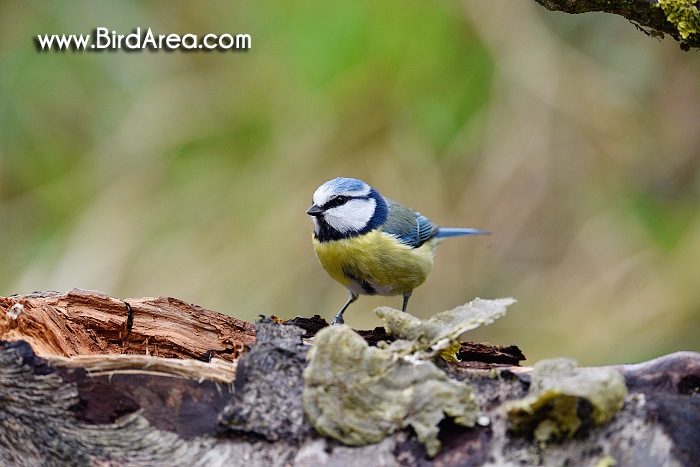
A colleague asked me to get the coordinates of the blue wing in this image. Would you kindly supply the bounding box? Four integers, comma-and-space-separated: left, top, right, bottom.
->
380, 198, 490, 247
380, 199, 438, 248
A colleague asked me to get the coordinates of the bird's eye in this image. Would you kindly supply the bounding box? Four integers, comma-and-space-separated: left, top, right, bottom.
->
324, 195, 350, 209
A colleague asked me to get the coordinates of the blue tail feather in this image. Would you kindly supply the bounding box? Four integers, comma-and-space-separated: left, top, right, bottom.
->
435, 227, 490, 238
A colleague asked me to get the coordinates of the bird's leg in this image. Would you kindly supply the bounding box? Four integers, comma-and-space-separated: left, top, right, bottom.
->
331, 292, 358, 325
401, 292, 412, 313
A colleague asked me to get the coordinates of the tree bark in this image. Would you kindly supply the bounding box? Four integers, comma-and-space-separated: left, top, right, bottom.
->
535, 0, 700, 50
0, 289, 698, 466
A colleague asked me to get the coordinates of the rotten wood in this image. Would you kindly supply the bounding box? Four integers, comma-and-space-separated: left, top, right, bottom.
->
291, 317, 527, 367
0, 290, 698, 466
0, 288, 255, 360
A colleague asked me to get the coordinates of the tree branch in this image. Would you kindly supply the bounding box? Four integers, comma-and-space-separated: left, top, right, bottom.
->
535, 0, 700, 50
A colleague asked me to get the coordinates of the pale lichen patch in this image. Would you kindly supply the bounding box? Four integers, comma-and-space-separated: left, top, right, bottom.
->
302, 298, 517, 457
504, 358, 628, 443
377, 297, 517, 360
303, 325, 478, 457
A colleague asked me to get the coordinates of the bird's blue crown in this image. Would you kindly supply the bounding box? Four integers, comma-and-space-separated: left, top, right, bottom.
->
324, 177, 368, 194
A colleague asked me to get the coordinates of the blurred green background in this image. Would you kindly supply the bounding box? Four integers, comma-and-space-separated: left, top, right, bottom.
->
1, 1, 698, 365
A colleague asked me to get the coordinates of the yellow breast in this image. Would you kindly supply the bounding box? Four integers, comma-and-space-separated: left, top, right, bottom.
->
311, 230, 436, 297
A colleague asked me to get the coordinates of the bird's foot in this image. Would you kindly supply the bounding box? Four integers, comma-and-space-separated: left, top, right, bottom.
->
330, 314, 344, 325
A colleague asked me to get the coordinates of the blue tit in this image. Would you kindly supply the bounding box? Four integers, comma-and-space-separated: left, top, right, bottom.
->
306, 177, 489, 325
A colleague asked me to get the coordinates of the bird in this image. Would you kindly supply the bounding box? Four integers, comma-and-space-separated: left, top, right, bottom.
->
306, 177, 489, 325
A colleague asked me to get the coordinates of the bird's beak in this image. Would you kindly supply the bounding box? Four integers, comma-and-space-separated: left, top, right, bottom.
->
306, 204, 323, 217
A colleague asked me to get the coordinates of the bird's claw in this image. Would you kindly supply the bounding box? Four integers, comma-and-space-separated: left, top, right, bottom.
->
330, 315, 344, 325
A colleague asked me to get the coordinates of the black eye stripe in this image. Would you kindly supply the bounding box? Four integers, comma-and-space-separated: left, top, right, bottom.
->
323, 195, 351, 209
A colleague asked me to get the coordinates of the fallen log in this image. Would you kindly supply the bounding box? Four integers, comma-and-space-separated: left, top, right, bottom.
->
0, 289, 697, 466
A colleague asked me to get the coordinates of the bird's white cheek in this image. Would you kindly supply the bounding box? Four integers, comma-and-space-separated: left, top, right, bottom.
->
325, 199, 376, 234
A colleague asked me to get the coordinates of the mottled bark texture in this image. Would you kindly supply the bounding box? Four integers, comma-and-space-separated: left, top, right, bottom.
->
0, 290, 698, 466
535, 0, 700, 50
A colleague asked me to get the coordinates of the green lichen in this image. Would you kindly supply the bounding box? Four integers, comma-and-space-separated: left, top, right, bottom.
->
303, 297, 516, 457
504, 358, 628, 444
656, 0, 700, 39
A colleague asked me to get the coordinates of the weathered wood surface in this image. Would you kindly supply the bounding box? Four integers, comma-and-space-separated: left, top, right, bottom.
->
0, 290, 698, 466
0, 289, 255, 360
